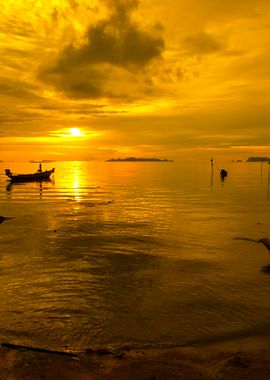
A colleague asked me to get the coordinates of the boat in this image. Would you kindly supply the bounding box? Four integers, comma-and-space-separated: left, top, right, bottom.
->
5, 168, 55, 182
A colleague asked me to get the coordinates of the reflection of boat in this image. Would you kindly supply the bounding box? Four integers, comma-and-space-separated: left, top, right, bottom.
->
5, 168, 55, 182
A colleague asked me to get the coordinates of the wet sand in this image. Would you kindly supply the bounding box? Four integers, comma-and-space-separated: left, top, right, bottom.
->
1, 342, 270, 379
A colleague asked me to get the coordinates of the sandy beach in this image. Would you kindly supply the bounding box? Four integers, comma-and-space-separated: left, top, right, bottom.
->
1, 341, 270, 380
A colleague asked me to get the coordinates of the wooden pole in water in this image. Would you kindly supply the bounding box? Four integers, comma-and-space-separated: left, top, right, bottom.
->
210, 157, 213, 188
267, 162, 270, 200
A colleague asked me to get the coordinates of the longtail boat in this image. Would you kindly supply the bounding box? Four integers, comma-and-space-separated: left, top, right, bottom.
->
5, 168, 55, 182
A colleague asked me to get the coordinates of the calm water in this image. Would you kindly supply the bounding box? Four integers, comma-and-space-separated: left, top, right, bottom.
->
0, 160, 270, 351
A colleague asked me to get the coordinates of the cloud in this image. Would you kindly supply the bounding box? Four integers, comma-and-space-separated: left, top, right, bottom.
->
0, 79, 42, 100
39, 0, 165, 99
182, 32, 224, 55
67, 0, 79, 10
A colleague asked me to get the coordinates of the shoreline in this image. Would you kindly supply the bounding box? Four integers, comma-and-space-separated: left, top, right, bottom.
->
1, 338, 270, 379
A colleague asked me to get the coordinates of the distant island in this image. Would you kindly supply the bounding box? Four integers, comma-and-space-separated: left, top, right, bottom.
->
30, 160, 54, 163
247, 157, 270, 162
106, 157, 173, 162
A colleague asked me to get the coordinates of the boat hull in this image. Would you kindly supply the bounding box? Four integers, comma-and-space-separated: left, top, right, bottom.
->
6, 168, 55, 182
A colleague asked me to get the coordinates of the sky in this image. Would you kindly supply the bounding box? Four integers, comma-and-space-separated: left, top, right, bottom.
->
1, 0, 270, 161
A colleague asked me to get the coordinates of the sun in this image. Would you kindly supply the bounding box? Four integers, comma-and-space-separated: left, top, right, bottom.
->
51, 127, 98, 139
69, 127, 85, 137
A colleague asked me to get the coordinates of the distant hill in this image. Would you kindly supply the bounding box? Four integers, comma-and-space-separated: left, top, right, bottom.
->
106, 157, 173, 162
247, 157, 270, 162
30, 160, 54, 163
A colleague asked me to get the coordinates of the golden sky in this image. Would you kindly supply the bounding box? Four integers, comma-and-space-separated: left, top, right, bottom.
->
1, 0, 270, 161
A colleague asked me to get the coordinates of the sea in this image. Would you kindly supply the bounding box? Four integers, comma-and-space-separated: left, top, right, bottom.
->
0, 159, 270, 352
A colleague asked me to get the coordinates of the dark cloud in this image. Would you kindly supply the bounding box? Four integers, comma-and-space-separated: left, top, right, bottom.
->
182, 32, 223, 55
39, 0, 164, 99
68, 0, 79, 10
40, 65, 107, 99
104, 0, 140, 19
29, 102, 110, 115
75, 20, 164, 67
0, 79, 41, 100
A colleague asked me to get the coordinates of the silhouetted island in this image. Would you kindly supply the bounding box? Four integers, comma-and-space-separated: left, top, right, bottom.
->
247, 157, 270, 162
30, 160, 54, 163
106, 157, 173, 162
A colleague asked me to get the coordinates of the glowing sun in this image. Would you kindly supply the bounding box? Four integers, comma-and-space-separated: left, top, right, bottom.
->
69, 127, 85, 137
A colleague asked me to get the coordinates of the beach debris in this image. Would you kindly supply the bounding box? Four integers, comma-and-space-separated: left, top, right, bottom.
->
235, 237, 270, 273
234, 237, 259, 243
85, 345, 129, 357
226, 355, 251, 368
259, 239, 270, 273
114, 352, 125, 359
1, 342, 78, 357
258, 238, 270, 253
0, 215, 12, 224
96, 348, 111, 356
261, 264, 270, 273
234, 237, 270, 254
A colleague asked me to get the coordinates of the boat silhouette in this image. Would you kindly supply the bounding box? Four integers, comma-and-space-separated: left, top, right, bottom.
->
5, 168, 55, 182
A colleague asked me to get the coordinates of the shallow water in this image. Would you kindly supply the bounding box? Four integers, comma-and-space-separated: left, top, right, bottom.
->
0, 160, 270, 351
